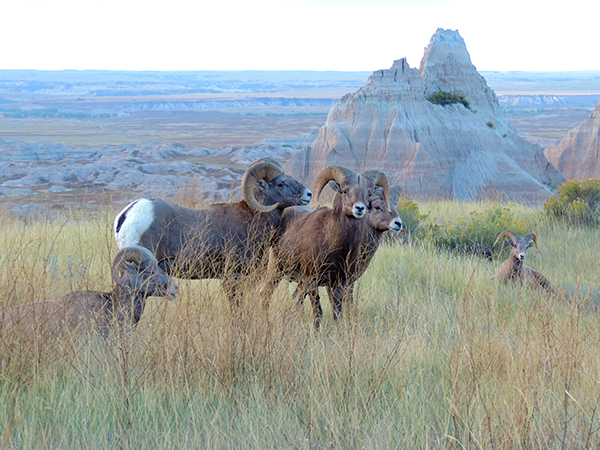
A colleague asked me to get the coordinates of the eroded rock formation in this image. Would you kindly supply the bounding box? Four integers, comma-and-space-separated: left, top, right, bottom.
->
545, 100, 600, 180
286, 28, 564, 204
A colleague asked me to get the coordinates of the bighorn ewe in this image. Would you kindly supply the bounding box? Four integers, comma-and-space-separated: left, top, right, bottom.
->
260, 166, 390, 325
1, 246, 178, 335
113, 158, 312, 304
493, 230, 553, 291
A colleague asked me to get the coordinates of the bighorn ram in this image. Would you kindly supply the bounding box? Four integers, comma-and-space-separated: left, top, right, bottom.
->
260, 166, 390, 325
288, 173, 403, 327
320, 179, 404, 317
113, 158, 312, 303
1, 246, 177, 335
493, 230, 553, 292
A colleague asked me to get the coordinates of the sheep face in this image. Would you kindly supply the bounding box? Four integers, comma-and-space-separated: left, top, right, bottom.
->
334, 178, 368, 219
255, 173, 312, 210
514, 240, 534, 261
368, 197, 403, 232
243, 158, 312, 212
494, 230, 537, 264
113, 248, 178, 300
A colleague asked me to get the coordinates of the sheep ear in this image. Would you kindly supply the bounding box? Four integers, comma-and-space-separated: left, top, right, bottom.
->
114, 260, 136, 286
328, 180, 341, 193
256, 179, 268, 192
371, 186, 383, 197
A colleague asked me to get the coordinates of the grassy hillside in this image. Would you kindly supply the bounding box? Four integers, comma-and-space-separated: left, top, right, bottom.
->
1, 200, 600, 449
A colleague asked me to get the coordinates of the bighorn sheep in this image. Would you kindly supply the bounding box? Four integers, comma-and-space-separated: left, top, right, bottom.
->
288, 174, 403, 327
320, 180, 404, 316
493, 230, 553, 292
113, 158, 312, 304
1, 246, 178, 335
260, 166, 390, 325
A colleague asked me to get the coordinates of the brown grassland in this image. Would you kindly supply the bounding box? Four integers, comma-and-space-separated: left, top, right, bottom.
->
0, 111, 328, 148
1, 197, 600, 449
2, 85, 600, 447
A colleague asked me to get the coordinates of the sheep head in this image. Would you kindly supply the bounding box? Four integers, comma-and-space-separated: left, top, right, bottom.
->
111, 245, 178, 300
314, 166, 368, 219
368, 184, 404, 233
242, 158, 312, 213
493, 230, 537, 262
359, 171, 402, 233
360, 169, 391, 212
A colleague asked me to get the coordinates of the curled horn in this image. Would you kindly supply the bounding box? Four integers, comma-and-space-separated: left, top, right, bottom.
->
111, 245, 157, 286
523, 232, 538, 249
254, 157, 283, 169
389, 186, 402, 208
493, 230, 520, 247
313, 166, 356, 201
241, 159, 285, 213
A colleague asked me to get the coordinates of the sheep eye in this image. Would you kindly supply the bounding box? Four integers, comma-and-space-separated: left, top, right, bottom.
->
279, 182, 286, 187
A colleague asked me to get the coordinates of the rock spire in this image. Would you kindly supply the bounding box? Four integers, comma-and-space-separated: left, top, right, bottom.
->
286, 28, 564, 204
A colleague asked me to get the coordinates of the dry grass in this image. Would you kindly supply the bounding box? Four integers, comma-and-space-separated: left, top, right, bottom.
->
0, 111, 327, 148
1, 201, 600, 449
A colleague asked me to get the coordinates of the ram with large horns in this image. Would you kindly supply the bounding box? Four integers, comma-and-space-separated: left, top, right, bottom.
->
113, 158, 312, 304
259, 166, 390, 324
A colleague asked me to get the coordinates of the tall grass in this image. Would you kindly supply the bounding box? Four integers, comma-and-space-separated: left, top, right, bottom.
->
1, 201, 600, 448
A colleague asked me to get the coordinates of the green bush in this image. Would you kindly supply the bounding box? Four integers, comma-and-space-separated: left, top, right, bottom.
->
422, 204, 530, 258
395, 196, 426, 234
543, 178, 600, 227
428, 91, 470, 109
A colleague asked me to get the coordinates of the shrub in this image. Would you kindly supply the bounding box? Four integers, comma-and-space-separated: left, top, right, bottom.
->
428, 91, 470, 109
395, 196, 426, 234
423, 204, 530, 258
543, 178, 600, 227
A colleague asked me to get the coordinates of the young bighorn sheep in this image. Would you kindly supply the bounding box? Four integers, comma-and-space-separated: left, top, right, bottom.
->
493, 230, 553, 291
113, 158, 312, 304
260, 166, 390, 325
1, 246, 178, 335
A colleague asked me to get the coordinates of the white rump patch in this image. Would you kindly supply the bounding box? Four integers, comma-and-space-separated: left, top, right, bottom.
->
113, 199, 155, 249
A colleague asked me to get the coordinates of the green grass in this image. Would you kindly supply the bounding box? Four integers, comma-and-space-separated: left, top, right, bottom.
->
1, 201, 600, 448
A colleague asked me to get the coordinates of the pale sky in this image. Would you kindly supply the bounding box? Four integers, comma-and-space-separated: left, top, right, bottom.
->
0, 0, 597, 72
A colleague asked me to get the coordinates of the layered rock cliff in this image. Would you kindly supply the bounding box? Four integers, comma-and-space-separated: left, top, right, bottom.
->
544, 100, 600, 180
286, 28, 564, 204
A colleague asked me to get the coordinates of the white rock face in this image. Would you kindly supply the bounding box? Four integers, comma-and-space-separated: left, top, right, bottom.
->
545, 101, 600, 180
286, 28, 564, 204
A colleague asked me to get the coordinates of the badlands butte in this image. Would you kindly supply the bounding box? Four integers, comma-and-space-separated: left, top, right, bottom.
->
1, 28, 600, 215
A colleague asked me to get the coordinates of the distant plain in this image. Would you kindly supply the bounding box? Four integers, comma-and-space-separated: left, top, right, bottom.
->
0, 110, 329, 148
0, 97, 594, 149
1, 69, 599, 149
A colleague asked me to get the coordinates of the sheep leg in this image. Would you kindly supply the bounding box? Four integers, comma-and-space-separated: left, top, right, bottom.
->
327, 286, 344, 321
307, 289, 323, 330
222, 274, 243, 308
258, 247, 284, 310
291, 283, 322, 328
